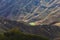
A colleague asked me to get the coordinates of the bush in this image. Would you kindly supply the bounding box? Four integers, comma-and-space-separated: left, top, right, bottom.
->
0, 28, 49, 40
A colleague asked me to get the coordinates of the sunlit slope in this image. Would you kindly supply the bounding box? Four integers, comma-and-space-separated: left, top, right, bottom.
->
41, 12, 60, 24
54, 22, 60, 26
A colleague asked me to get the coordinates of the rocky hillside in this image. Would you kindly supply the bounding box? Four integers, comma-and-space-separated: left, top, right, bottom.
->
42, 11, 60, 24
0, 17, 60, 40
0, 0, 60, 22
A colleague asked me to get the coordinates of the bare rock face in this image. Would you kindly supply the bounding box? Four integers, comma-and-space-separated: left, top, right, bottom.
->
42, 12, 60, 25
0, 0, 60, 22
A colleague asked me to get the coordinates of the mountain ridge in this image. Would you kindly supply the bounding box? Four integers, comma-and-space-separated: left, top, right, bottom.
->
0, 17, 60, 40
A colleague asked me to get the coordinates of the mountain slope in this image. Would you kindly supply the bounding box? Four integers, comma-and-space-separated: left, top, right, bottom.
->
42, 11, 60, 24
0, 0, 60, 22
0, 17, 60, 40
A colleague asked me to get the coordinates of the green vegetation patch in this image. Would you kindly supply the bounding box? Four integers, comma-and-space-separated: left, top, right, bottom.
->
0, 28, 49, 40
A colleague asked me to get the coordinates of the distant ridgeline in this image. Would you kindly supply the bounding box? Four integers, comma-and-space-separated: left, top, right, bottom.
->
0, 0, 60, 22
